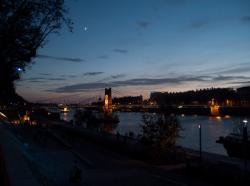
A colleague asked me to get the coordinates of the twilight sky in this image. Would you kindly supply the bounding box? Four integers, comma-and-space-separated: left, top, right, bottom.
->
16, 0, 250, 103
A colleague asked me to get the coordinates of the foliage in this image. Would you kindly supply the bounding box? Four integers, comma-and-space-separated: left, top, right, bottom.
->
0, 0, 72, 102
141, 113, 181, 160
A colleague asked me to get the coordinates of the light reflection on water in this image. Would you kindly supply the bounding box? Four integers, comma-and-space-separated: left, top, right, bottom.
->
177, 115, 239, 155
61, 110, 248, 156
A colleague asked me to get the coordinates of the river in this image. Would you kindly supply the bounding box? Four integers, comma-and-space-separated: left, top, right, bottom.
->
60, 110, 249, 156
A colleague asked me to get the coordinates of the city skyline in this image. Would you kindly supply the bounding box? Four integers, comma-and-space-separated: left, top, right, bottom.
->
16, 0, 250, 103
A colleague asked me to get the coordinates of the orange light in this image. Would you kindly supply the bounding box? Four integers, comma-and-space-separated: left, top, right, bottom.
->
210, 105, 220, 116
104, 95, 109, 106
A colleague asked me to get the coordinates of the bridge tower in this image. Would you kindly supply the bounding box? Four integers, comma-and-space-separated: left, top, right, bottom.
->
104, 88, 112, 114
210, 98, 220, 116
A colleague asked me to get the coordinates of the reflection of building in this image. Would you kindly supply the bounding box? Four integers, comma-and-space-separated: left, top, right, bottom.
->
104, 88, 112, 114
210, 105, 220, 116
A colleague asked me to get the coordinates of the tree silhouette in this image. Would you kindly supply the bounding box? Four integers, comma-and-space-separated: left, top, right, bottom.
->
141, 113, 181, 161
0, 0, 72, 103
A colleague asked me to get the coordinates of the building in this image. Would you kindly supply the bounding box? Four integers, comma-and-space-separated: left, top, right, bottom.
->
104, 88, 112, 114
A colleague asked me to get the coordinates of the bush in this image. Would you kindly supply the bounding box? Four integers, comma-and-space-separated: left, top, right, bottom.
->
141, 113, 181, 161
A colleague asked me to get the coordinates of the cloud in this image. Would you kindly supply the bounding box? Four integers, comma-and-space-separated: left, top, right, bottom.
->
218, 67, 250, 74
190, 20, 208, 29
111, 74, 126, 79
22, 77, 47, 83
39, 73, 51, 76
27, 80, 46, 83
241, 16, 250, 22
136, 21, 150, 29
212, 75, 249, 81
49, 73, 250, 93
47, 78, 66, 81
101, 74, 126, 81
23, 77, 67, 83
98, 55, 109, 59
211, 62, 250, 75
68, 75, 78, 78
113, 49, 128, 54
112, 76, 208, 86
83, 72, 104, 76
49, 75, 207, 93
60, 74, 78, 78
49, 83, 111, 93
37, 54, 85, 62
231, 80, 250, 85
26, 77, 47, 81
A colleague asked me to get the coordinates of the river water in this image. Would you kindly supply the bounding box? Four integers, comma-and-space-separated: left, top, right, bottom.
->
60, 110, 249, 156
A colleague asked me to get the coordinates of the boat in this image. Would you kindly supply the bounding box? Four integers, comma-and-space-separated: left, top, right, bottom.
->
216, 121, 250, 159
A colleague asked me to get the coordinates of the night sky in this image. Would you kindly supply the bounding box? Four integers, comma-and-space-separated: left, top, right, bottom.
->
16, 0, 250, 103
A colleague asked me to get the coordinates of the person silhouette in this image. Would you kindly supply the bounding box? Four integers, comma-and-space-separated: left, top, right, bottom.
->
69, 160, 82, 184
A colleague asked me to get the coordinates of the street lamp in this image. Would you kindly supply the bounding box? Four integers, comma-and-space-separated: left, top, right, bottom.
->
198, 124, 202, 167
242, 119, 248, 177
243, 119, 248, 127
242, 119, 248, 141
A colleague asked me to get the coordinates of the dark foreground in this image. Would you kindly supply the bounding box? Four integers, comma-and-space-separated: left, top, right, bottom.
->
1, 120, 250, 186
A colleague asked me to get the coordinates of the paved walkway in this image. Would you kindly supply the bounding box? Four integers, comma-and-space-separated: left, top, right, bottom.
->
0, 121, 40, 186
0, 121, 88, 186
0, 121, 196, 186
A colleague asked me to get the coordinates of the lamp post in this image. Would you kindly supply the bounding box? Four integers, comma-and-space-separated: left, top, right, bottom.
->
198, 124, 202, 167
242, 119, 248, 176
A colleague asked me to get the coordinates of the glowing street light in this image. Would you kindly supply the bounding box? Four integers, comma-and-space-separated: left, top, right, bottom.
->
242, 119, 248, 177
243, 119, 248, 127
198, 124, 202, 166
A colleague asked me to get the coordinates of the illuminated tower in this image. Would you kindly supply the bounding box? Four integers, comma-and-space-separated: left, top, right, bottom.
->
104, 88, 112, 114
210, 98, 220, 116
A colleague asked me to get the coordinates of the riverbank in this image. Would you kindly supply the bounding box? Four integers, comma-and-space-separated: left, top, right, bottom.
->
49, 121, 250, 185
2, 119, 250, 185
108, 105, 250, 116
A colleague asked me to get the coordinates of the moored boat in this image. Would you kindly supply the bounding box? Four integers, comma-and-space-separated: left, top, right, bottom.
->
216, 133, 250, 158
216, 120, 249, 159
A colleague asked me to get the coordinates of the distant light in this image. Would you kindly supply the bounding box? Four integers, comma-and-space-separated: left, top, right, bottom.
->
16, 67, 22, 72
198, 124, 201, 129
0, 112, 7, 118
84, 26, 88, 31
216, 116, 221, 120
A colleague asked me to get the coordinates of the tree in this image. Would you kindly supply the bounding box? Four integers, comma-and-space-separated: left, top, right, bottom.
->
0, 0, 72, 103
141, 113, 181, 161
